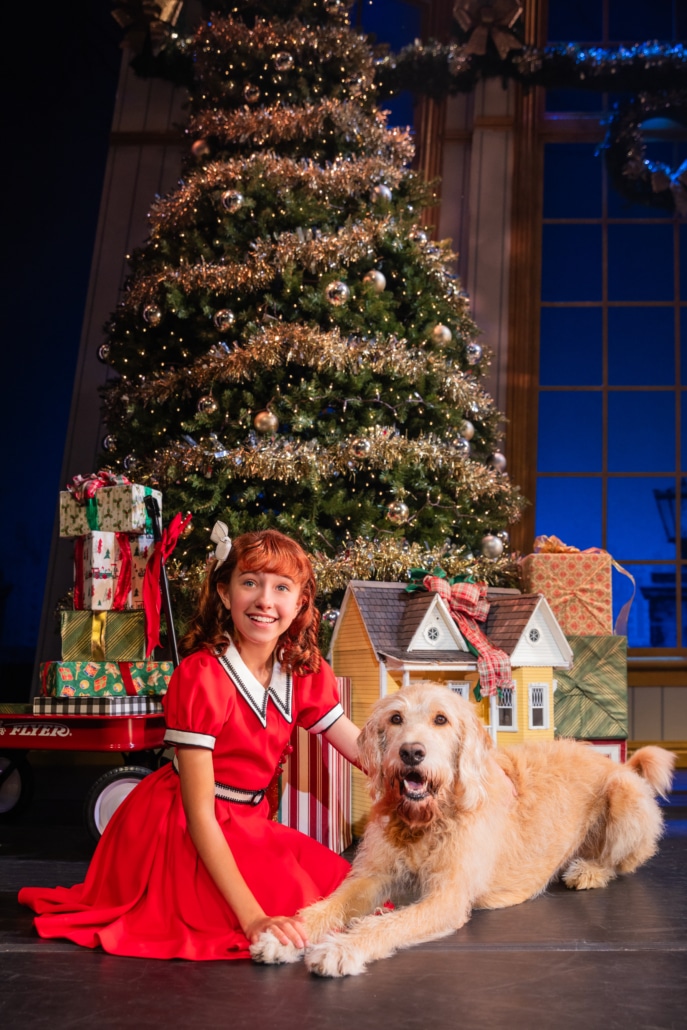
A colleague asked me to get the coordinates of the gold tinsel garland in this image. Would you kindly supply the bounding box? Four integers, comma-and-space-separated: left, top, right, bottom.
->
144, 428, 520, 518
124, 212, 418, 309
148, 152, 420, 236
187, 100, 414, 162
130, 324, 488, 412
166, 537, 523, 602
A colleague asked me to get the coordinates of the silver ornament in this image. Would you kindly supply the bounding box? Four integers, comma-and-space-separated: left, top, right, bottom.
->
244, 84, 260, 103
102, 434, 117, 452
363, 270, 386, 292
97, 342, 111, 362
221, 190, 244, 213
322, 608, 340, 625
325, 280, 350, 306
123, 454, 138, 471
481, 534, 504, 559
496, 529, 510, 546
453, 437, 471, 456
371, 184, 392, 204
466, 342, 482, 365
213, 309, 236, 331
432, 324, 452, 345
191, 139, 210, 159
254, 410, 279, 434
489, 451, 507, 473
460, 419, 475, 440
352, 438, 372, 457
198, 395, 218, 415
142, 304, 162, 326
273, 51, 294, 72
387, 500, 410, 524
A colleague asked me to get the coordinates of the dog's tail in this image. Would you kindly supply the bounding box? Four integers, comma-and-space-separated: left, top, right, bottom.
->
627, 746, 676, 799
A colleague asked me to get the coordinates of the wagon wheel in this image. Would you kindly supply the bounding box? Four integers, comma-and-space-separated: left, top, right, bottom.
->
0, 752, 34, 821
84, 765, 152, 843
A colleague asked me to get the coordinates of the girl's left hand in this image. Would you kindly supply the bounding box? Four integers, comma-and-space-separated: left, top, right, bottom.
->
244, 913, 308, 949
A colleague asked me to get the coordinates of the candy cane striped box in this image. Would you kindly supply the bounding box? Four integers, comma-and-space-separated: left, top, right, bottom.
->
278, 676, 352, 855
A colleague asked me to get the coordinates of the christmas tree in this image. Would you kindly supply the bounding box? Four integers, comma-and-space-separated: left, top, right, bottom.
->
99, 0, 526, 630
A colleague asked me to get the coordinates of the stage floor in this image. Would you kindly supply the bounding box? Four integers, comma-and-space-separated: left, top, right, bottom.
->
1, 758, 686, 1030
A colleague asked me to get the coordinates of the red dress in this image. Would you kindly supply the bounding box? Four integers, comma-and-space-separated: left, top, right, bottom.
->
18, 643, 351, 960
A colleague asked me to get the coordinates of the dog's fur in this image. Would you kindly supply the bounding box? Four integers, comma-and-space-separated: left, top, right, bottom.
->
251, 682, 675, 977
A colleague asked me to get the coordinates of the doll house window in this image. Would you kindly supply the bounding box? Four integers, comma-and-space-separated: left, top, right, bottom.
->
447, 681, 471, 701
528, 684, 550, 730
497, 687, 517, 731
528, 627, 541, 644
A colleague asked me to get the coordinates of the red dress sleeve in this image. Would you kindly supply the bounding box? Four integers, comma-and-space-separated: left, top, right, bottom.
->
162, 651, 233, 750
294, 660, 344, 735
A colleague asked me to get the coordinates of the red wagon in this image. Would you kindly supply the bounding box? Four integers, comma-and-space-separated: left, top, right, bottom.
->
0, 707, 168, 841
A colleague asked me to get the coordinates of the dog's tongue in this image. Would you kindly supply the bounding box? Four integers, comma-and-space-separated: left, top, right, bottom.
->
404, 777, 427, 797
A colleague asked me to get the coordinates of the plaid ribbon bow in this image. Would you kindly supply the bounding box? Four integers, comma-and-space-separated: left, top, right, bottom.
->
423, 575, 513, 698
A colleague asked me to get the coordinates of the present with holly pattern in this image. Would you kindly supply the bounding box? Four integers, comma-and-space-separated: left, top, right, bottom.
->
554, 635, 628, 741
73, 532, 155, 611
59, 476, 162, 538
60, 610, 148, 661
40, 659, 173, 698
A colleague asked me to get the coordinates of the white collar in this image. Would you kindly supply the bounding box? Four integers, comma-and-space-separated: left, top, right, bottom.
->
218, 639, 292, 728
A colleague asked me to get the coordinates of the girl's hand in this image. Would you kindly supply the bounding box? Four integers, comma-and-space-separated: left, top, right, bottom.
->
244, 914, 308, 949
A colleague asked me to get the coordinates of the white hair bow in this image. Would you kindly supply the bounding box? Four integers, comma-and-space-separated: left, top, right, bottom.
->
210, 520, 232, 565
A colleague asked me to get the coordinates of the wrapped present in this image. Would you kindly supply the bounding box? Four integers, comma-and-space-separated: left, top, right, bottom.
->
40, 659, 173, 698
277, 676, 352, 854
73, 532, 154, 611
60, 611, 148, 661
59, 474, 162, 537
520, 536, 634, 636
554, 635, 628, 741
33, 695, 163, 716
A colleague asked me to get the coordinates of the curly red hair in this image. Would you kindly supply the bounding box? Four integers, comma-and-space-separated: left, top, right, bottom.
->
179, 529, 321, 675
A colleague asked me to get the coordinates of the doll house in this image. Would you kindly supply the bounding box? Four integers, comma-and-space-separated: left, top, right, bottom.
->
329, 580, 574, 836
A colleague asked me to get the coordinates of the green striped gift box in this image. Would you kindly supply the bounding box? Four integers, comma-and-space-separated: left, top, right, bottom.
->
60, 611, 148, 661
554, 635, 628, 740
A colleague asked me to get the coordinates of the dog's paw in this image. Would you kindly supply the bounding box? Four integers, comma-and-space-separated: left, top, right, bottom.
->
563, 859, 613, 891
305, 933, 368, 978
249, 931, 304, 965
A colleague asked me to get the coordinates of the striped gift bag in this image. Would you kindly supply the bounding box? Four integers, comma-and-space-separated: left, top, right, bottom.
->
278, 677, 353, 855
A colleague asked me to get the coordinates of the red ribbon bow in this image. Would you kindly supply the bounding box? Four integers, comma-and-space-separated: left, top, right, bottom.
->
423, 575, 513, 697
143, 512, 192, 657
66, 470, 131, 504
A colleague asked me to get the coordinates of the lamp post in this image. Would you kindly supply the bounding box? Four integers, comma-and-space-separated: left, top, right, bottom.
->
654, 479, 687, 559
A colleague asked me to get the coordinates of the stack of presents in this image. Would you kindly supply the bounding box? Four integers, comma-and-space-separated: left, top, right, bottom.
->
34, 471, 353, 853
36, 472, 174, 717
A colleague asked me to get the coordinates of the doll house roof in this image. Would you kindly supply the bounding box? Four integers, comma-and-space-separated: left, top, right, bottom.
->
331, 580, 573, 671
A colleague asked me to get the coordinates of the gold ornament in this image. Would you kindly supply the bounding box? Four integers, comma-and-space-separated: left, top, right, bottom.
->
254, 410, 279, 434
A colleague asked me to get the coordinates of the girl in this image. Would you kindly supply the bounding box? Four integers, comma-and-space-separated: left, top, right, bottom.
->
19, 526, 361, 960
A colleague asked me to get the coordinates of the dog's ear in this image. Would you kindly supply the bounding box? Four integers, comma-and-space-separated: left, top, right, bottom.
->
454, 701, 493, 810
357, 711, 386, 797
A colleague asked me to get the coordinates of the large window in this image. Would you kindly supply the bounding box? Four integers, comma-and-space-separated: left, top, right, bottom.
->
533, 0, 686, 658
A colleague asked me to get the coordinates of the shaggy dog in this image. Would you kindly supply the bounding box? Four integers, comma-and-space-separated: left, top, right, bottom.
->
251, 683, 675, 977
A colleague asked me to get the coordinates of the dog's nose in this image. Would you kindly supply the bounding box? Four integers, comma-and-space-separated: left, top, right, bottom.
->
400, 742, 426, 766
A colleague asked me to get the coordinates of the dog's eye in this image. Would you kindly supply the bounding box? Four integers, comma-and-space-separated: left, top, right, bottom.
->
434, 714, 448, 725
389, 713, 403, 725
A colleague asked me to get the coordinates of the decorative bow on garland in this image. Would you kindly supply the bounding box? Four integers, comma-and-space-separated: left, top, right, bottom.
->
143, 511, 192, 657
406, 568, 513, 698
